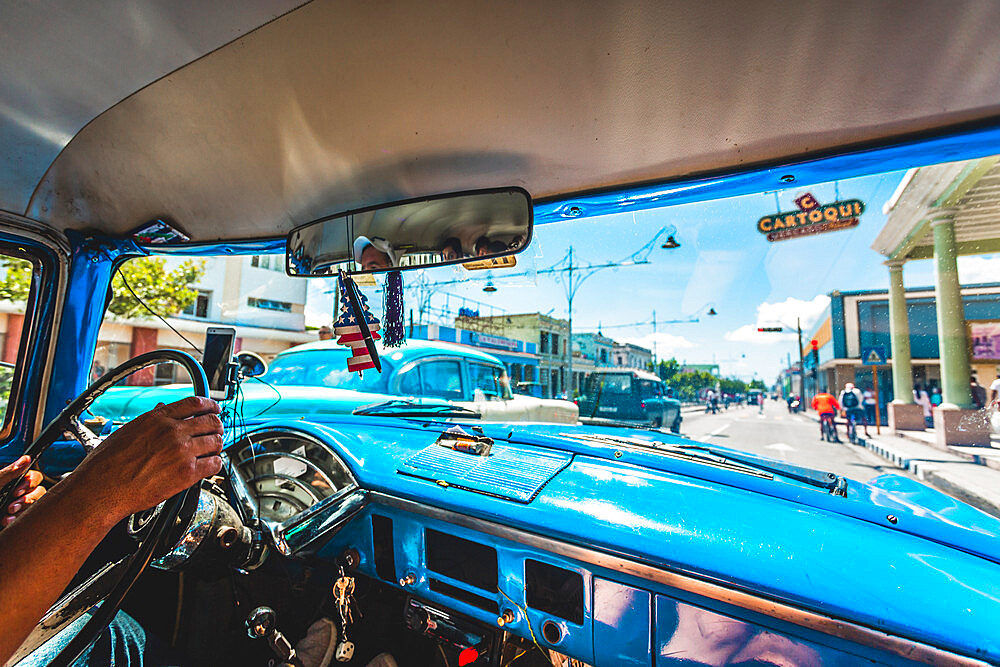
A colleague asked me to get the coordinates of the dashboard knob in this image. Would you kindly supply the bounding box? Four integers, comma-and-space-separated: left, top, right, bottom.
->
399, 572, 416, 587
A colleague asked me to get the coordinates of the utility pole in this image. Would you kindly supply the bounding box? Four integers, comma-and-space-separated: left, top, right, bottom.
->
652, 309, 657, 367
566, 246, 573, 398
797, 317, 805, 400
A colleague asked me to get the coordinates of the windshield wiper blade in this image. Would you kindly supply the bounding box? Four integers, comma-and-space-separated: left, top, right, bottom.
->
352, 399, 481, 418
675, 445, 848, 495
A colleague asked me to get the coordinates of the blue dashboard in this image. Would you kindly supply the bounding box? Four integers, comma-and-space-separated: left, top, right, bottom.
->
220, 416, 1000, 665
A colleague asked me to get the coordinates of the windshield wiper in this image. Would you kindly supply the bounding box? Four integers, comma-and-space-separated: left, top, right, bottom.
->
560, 432, 847, 496
353, 399, 481, 418
675, 444, 848, 496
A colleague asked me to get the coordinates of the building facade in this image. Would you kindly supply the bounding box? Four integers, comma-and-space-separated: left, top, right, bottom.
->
805, 283, 1000, 430
466, 313, 570, 398
612, 342, 653, 370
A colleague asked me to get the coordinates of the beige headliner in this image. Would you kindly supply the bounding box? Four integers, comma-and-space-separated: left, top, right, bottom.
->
9, 0, 1000, 241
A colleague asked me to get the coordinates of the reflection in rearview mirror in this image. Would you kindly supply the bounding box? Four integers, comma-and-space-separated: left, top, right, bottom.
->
286, 188, 532, 276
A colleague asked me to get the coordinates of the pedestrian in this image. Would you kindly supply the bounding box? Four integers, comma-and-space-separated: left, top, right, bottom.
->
930, 386, 942, 407
318, 325, 333, 340
989, 373, 1000, 408
838, 382, 865, 439
913, 383, 933, 428
970, 376, 987, 410
862, 386, 876, 432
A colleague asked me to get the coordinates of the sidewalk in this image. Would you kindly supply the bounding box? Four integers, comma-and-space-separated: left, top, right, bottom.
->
801, 411, 1000, 518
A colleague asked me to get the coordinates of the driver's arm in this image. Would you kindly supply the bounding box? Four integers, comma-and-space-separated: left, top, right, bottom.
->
0, 396, 223, 664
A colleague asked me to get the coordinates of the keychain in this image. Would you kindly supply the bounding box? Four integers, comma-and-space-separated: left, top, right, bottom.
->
333, 567, 356, 662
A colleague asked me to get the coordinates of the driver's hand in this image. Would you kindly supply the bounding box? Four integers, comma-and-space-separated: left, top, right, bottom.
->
74, 396, 223, 520
0, 456, 46, 528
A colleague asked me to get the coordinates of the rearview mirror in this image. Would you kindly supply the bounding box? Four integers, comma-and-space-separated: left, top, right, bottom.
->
286, 188, 532, 276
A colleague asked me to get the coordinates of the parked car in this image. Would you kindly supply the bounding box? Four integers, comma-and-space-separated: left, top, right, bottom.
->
577, 369, 682, 432
88, 340, 579, 425
4, 4, 1000, 667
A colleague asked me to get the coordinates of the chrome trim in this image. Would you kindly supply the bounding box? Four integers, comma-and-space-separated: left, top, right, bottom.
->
370, 492, 992, 667
269, 489, 368, 556
150, 489, 217, 570
0, 211, 69, 441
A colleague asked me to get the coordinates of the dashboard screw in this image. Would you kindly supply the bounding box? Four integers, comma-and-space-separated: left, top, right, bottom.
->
399, 573, 416, 587
614, 450, 623, 458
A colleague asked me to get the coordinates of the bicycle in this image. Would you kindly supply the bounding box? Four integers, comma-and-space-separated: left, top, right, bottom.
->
845, 411, 858, 444
820, 413, 839, 442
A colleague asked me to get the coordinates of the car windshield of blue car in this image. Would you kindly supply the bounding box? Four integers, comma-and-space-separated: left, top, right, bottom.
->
264, 350, 393, 393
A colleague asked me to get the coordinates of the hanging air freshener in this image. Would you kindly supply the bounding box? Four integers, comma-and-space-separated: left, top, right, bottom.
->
382, 270, 405, 347
332, 276, 382, 374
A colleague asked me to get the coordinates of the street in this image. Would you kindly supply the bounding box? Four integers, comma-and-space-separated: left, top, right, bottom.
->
680, 399, 890, 484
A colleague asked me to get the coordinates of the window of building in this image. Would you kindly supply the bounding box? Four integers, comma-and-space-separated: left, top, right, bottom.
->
251, 254, 285, 272
182, 290, 211, 318
551, 333, 560, 355
248, 296, 293, 312
540, 331, 549, 354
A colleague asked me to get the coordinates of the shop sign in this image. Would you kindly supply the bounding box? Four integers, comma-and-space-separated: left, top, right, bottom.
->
471, 332, 520, 351
757, 193, 864, 242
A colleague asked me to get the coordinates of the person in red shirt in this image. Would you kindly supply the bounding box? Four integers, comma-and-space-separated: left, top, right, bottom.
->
811, 391, 841, 441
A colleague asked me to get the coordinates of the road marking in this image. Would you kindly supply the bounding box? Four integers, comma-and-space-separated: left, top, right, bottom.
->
766, 443, 796, 452
709, 424, 730, 436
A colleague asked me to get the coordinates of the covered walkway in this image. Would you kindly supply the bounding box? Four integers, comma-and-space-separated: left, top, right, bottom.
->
873, 156, 1000, 446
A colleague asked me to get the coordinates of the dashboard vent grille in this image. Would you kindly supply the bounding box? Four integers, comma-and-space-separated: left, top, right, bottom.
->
398, 443, 571, 502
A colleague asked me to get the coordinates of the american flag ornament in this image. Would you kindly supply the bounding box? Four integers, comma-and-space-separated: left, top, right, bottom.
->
333, 276, 381, 374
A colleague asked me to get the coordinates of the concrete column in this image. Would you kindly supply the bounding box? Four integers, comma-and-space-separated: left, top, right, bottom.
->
930, 212, 973, 409
886, 260, 913, 402
885, 260, 925, 430
929, 211, 988, 446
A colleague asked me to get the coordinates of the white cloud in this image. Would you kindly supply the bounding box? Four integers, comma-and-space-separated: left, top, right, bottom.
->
724, 294, 831, 345
618, 332, 695, 355
958, 255, 1000, 284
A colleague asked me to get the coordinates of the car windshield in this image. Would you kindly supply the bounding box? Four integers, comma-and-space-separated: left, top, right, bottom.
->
86, 146, 1000, 527
263, 350, 393, 393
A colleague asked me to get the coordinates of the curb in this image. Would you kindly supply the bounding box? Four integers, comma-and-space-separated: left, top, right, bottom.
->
852, 435, 1000, 518
891, 430, 1000, 472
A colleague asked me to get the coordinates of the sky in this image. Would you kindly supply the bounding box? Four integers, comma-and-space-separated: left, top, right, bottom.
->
305, 167, 1000, 383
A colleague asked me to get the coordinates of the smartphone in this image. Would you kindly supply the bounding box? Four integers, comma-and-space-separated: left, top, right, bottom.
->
203, 327, 236, 400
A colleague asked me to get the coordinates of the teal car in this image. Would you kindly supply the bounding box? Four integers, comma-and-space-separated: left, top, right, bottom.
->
89, 339, 578, 425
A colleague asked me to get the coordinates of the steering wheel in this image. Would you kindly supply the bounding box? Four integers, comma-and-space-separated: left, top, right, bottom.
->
1, 350, 209, 667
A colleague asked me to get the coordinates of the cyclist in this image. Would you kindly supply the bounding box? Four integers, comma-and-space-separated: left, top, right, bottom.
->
811, 391, 841, 442
838, 382, 865, 443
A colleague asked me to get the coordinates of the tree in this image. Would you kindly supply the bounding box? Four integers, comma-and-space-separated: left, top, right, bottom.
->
0, 258, 33, 303
648, 358, 681, 382
109, 257, 205, 319
1, 255, 205, 317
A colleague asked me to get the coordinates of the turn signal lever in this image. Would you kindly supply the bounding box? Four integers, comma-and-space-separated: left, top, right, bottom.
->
246, 606, 303, 667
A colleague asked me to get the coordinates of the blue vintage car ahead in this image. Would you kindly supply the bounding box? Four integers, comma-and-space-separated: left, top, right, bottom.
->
3, 3, 1000, 667
88, 339, 578, 425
